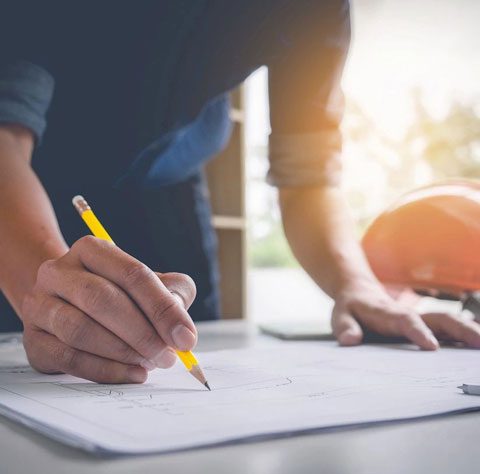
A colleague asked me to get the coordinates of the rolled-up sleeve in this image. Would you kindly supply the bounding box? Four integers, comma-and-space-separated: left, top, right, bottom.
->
267, 131, 343, 187
0, 60, 55, 143
267, 0, 350, 188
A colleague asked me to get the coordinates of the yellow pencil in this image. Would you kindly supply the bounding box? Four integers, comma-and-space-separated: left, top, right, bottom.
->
72, 195, 210, 390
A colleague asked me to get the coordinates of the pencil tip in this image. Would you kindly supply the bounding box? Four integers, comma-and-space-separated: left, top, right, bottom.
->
205, 382, 211, 391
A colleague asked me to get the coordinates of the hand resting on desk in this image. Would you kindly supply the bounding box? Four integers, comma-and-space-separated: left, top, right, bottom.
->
331, 278, 480, 349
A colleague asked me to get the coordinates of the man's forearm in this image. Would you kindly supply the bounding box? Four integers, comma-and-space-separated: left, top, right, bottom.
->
0, 125, 68, 315
279, 185, 378, 299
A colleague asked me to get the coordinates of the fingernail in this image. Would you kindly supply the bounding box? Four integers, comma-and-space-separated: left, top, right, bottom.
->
171, 324, 196, 351
127, 367, 147, 383
427, 334, 439, 350
152, 348, 177, 368
338, 329, 361, 346
140, 359, 156, 371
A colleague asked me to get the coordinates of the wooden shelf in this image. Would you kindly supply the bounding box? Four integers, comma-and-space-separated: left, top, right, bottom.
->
206, 124, 245, 216
229, 108, 244, 123
212, 215, 246, 230
206, 87, 246, 319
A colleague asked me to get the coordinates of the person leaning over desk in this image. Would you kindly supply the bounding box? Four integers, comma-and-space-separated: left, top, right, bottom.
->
0, 1, 479, 384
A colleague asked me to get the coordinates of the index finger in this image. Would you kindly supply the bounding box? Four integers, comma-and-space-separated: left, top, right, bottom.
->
422, 313, 480, 348
351, 300, 439, 350
156, 272, 197, 310
69, 236, 197, 351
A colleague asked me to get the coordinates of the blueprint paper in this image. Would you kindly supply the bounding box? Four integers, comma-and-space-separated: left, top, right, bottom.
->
0, 342, 479, 455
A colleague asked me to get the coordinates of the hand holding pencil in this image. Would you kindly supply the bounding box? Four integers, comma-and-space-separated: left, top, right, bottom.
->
72, 195, 209, 389
21, 196, 208, 387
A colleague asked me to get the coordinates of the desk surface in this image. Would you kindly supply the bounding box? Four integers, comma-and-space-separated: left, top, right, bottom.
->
1, 320, 478, 474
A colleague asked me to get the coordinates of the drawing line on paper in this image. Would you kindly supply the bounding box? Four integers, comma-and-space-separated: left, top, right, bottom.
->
0, 385, 138, 439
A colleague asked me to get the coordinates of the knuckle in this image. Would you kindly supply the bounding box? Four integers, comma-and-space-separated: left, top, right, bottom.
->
122, 262, 153, 287
94, 363, 131, 384
49, 303, 65, 335
55, 345, 79, 371
94, 363, 114, 383
397, 313, 421, 334
348, 297, 374, 314
150, 299, 178, 326
37, 259, 57, 282
79, 234, 98, 248
63, 316, 90, 346
116, 342, 139, 363
132, 330, 161, 354
71, 235, 98, 254
366, 301, 391, 316
84, 280, 118, 312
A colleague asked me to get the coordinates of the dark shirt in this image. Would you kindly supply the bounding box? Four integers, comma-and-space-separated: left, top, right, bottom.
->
0, 0, 350, 331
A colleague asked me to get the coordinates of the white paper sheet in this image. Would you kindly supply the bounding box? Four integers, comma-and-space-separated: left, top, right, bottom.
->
0, 341, 479, 455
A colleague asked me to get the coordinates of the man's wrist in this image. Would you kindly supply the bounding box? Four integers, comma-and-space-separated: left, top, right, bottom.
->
3, 237, 68, 317
330, 271, 384, 300
0, 124, 34, 161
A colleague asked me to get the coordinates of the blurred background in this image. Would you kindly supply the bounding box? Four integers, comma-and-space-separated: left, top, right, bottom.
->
245, 0, 480, 324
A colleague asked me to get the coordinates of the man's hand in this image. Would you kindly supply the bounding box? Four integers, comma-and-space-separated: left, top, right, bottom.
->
21, 236, 197, 383
0, 125, 197, 384
278, 185, 480, 350
331, 279, 480, 349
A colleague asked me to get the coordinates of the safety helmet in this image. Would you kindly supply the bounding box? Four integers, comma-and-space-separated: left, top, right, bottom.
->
362, 179, 480, 302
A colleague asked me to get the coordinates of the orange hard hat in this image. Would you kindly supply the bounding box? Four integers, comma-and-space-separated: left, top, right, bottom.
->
362, 179, 480, 297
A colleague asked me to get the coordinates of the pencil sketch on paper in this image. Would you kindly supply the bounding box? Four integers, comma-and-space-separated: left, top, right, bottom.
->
0, 342, 479, 454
